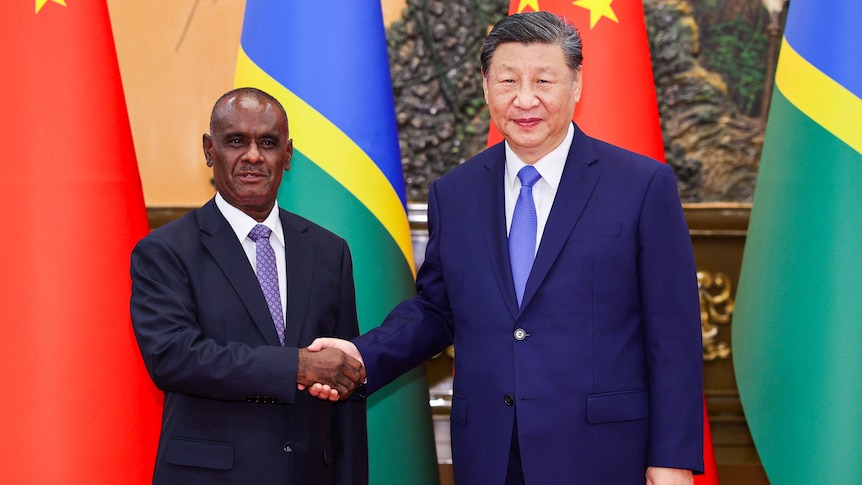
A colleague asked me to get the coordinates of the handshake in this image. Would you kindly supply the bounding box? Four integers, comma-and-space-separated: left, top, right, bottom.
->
297, 338, 364, 401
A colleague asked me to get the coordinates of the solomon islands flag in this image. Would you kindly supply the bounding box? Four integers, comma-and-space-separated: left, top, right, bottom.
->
234, 2, 439, 484
733, 1, 862, 484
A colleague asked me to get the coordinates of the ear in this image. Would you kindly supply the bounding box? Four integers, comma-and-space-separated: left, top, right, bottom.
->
202, 133, 214, 167
572, 68, 583, 102
284, 138, 294, 172
482, 74, 490, 105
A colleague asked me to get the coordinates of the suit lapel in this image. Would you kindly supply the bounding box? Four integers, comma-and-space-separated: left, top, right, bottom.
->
520, 126, 601, 310
476, 144, 521, 319
198, 200, 282, 346
280, 211, 314, 347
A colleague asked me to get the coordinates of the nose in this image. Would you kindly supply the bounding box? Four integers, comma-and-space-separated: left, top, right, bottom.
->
512, 84, 540, 110
244, 141, 262, 163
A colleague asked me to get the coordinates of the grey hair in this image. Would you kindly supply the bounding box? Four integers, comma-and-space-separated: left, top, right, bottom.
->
480, 11, 583, 76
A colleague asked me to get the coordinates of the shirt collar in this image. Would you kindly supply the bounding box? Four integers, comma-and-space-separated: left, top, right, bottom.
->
214, 192, 285, 249
505, 122, 574, 191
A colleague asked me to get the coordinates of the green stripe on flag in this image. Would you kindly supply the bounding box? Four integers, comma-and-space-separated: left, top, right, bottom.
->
733, 87, 862, 484
280, 151, 415, 324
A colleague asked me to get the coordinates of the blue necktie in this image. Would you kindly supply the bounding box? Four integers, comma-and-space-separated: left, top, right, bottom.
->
248, 224, 285, 346
509, 166, 541, 307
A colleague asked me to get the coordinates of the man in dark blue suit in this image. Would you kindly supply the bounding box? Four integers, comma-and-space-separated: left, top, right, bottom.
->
130, 88, 368, 484
310, 12, 703, 485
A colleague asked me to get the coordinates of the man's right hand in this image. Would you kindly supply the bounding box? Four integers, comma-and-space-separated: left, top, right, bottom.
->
297, 346, 365, 401
299, 338, 365, 401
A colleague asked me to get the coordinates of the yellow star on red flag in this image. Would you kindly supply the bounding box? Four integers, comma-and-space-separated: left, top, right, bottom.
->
36, 0, 66, 14
516, 0, 541, 13
572, 0, 619, 28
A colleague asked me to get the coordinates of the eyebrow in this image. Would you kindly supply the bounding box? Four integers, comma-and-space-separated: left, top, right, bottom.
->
221, 131, 280, 140
494, 63, 558, 73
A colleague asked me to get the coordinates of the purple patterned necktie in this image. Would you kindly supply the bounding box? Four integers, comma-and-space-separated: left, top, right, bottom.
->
248, 224, 285, 346
509, 165, 541, 307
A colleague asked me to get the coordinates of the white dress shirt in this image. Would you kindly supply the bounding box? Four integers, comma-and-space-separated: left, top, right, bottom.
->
215, 193, 287, 319
504, 122, 575, 256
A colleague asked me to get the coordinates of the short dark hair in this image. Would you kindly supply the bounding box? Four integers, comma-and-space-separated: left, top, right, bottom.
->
209, 87, 288, 134
480, 11, 583, 76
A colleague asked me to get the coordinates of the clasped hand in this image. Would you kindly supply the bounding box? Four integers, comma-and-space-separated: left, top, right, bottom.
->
297, 338, 364, 402
297, 345, 365, 400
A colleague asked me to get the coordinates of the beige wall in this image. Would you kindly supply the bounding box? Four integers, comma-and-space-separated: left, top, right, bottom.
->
109, 0, 406, 207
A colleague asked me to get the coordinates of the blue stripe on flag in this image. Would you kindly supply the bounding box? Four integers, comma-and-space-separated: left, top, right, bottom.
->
783, 0, 862, 99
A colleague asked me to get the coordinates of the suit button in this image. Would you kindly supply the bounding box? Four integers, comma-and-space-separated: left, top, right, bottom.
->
283, 442, 293, 453
514, 328, 528, 340
504, 395, 514, 406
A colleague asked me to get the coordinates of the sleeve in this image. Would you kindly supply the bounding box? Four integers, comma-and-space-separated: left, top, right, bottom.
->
638, 164, 705, 473
353, 180, 455, 395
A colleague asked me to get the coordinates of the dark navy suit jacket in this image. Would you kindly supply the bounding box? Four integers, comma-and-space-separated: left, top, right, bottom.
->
131, 199, 367, 484
354, 123, 703, 484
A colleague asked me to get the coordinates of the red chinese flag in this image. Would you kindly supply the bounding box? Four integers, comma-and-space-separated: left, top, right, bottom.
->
698, 398, 720, 484
0, 1, 161, 482
488, 0, 664, 162
490, 1, 718, 483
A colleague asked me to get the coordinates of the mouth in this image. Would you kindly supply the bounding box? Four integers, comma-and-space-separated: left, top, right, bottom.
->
237, 171, 266, 180
513, 117, 542, 129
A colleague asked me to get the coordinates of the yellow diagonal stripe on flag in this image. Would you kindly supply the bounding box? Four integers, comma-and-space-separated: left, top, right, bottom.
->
775, 38, 862, 155
235, 48, 415, 274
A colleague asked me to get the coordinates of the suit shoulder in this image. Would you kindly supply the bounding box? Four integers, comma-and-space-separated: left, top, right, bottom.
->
589, 136, 664, 172
577, 136, 677, 192
433, 143, 504, 188
138, 207, 200, 245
